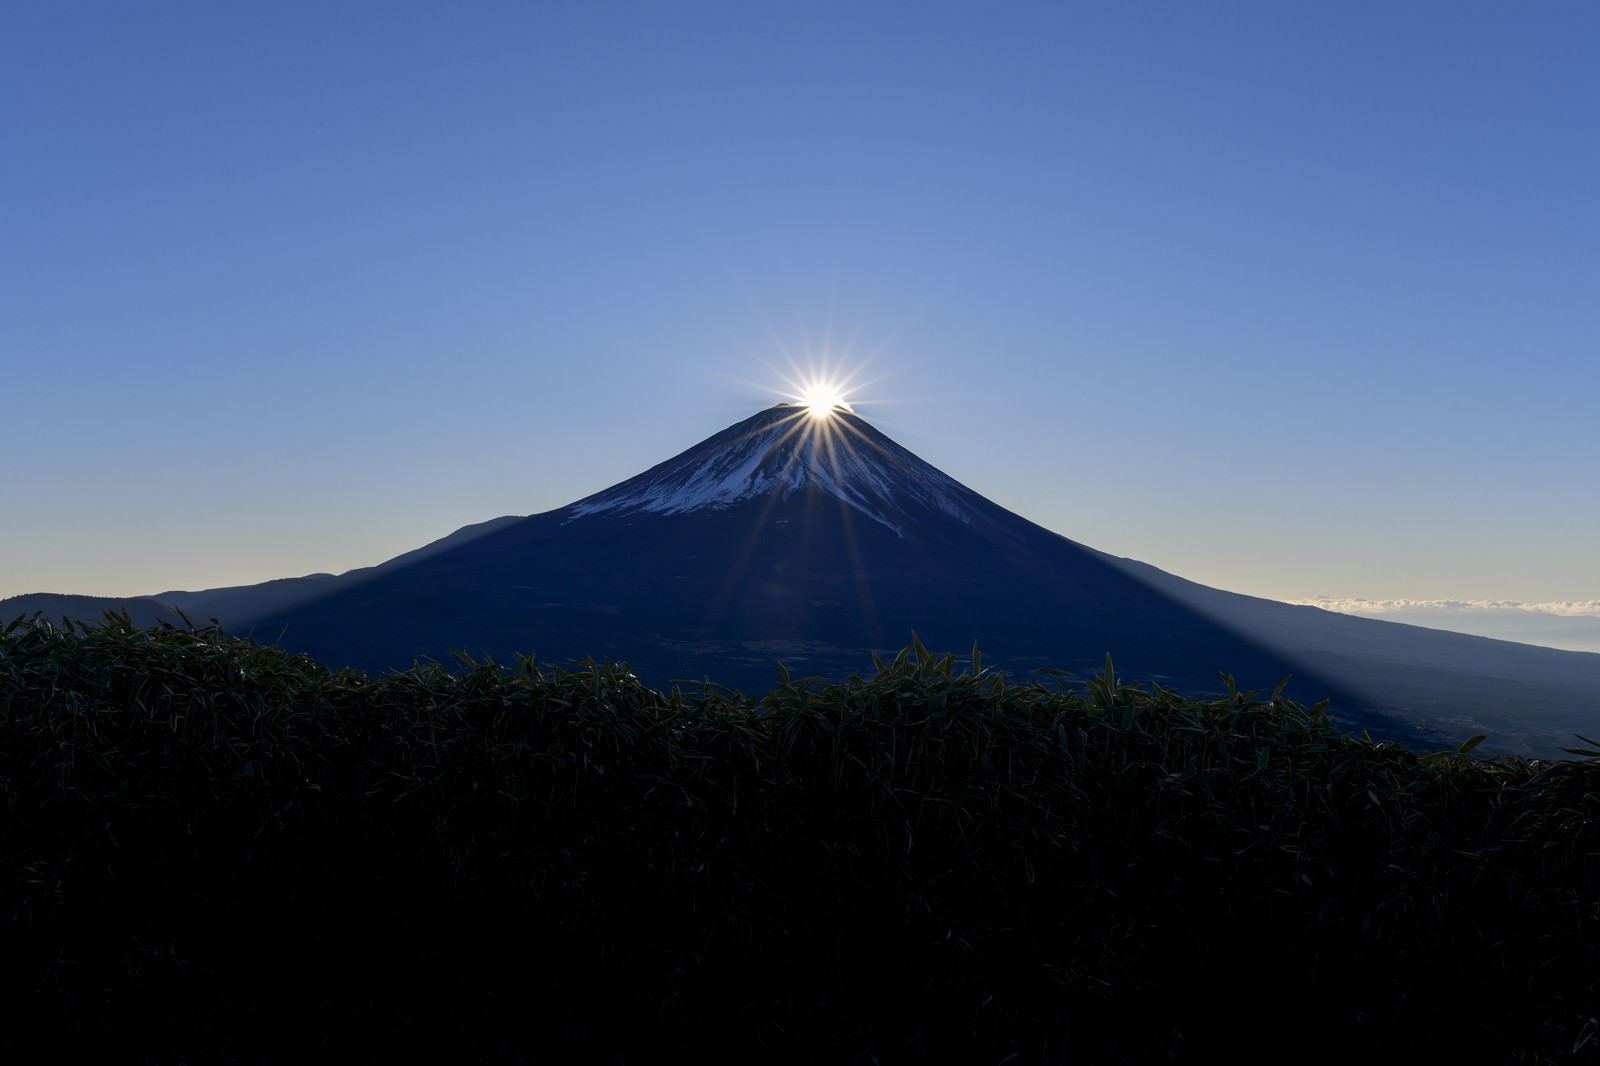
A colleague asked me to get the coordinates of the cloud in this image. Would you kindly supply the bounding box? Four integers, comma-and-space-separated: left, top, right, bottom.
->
1287, 597, 1600, 654
1293, 597, 1600, 618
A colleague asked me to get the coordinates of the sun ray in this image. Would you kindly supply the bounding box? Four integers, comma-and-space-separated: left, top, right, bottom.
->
696, 391, 905, 654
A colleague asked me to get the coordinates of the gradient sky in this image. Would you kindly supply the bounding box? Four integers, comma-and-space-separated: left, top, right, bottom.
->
4, 2, 1596, 622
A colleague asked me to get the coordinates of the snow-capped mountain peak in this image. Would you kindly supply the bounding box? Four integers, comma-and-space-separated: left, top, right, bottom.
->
566, 404, 982, 534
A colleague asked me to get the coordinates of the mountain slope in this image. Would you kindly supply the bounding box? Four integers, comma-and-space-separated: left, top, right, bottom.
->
154, 515, 525, 623
1102, 555, 1600, 756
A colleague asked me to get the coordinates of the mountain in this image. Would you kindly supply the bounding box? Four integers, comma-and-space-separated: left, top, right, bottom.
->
7, 403, 1597, 757
222, 405, 1347, 699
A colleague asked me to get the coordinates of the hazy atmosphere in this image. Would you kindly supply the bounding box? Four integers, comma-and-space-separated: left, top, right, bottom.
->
5, 2, 1596, 636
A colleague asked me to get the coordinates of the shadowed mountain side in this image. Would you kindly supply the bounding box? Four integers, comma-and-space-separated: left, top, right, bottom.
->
154, 574, 344, 626
1105, 556, 1600, 757
235, 481, 1423, 747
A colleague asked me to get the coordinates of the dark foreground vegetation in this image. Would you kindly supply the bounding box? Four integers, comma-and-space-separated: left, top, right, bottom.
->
3, 615, 1598, 1064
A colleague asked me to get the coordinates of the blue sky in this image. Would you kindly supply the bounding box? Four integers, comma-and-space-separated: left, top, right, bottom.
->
4, 2, 1597, 634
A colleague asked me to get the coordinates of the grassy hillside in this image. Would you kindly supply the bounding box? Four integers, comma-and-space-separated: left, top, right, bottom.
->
2, 614, 1597, 1063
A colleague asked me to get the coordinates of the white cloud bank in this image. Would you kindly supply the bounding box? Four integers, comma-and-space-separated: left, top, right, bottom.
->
1295, 598, 1600, 618
1291, 598, 1600, 654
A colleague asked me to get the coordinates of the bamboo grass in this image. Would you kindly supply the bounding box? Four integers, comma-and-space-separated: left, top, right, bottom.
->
2, 613, 1596, 1063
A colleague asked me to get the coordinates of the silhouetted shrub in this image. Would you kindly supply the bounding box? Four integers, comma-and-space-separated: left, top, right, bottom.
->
2, 615, 1596, 1063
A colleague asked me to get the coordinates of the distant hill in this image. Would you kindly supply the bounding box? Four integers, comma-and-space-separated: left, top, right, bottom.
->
1, 515, 527, 633
0, 593, 188, 630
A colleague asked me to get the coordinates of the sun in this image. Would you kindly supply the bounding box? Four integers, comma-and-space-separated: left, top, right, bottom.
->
740, 344, 885, 421
799, 382, 852, 418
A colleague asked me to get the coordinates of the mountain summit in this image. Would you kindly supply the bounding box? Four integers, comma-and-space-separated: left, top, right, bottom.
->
568, 404, 988, 535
